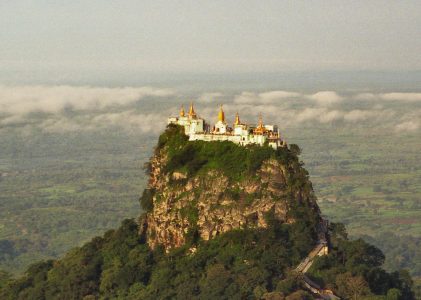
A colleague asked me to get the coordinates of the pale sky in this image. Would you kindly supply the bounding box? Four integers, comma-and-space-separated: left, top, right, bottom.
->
1, 1, 420, 83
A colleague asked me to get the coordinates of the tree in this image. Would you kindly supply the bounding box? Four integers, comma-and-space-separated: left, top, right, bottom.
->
336, 272, 370, 300
289, 144, 301, 156
386, 288, 402, 300
199, 263, 237, 299
285, 290, 312, 300
0, 269, 11, 289
139, 188, 155, 212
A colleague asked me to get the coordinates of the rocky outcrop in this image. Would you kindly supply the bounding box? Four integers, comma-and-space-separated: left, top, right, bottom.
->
141, 137, 321, 251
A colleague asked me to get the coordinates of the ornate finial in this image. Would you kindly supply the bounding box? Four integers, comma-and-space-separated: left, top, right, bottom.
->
253, 113, 265, 135
218, 104, 225, 122
180, 104, 185, 117
188, 102, 196, 118
234, 112, 241, 125
258, 113, 263, 128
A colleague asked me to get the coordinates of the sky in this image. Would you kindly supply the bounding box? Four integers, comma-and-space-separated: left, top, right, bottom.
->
1, 1, 420, 84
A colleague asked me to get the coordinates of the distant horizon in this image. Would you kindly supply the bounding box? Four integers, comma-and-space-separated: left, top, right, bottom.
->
1, 70, 421, 92
2, 1, 420, 86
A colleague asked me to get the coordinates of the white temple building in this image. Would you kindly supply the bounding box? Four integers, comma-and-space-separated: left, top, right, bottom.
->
168, 103, 286, 149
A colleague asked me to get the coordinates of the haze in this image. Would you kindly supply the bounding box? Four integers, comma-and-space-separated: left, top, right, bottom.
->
1, 1, 420, 85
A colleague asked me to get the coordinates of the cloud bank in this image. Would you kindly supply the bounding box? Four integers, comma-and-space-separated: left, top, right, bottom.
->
0, 86, 419, 135
307, 91, 343, 106
395, 120, 420, 132
39, 112, 166, 134
233, 91, 300, 105
355, 92, 421, 102
233, 90, 344, 107
0, 85, 175, 116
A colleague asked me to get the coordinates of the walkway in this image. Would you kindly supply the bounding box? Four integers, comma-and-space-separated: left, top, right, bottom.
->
294, 219, 340, 300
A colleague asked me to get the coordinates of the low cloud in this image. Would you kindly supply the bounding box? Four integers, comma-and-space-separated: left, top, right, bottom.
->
228, 104, 396, 127
38, 111, 168, 134
233, 90, 343, 107
0, 114, 26, 126
259, 91, 301, 101
40, 118, 90, 133
344, 110, 368, 122
295, 108, 326, 123
319, 110, 344, 123
234, 90, 300, 104
354, 93, 377, 100
355, 92, 421, 102
344, 109, 396, 124
381, 93, 421, 102
228, 106, 343, 125
307, 91, 343, 106
294, 108, 343, 123
233, 92, 257, 104
0, 85, 174, 134
92, 111, 166, 133
0, 85, 175, 116
197, 92, 224, 103
0, 86, 418, 135
395, 120, 420, 132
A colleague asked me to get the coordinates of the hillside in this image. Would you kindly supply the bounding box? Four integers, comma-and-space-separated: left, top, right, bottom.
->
0, 125, 415, 299
142, 124, 320, 251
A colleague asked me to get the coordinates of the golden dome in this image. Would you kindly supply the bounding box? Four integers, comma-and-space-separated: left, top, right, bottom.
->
218, 105, 225, 122
180, 105, 185, 117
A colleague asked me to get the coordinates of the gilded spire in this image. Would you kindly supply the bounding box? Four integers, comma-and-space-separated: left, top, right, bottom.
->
180, 104, 185, 117
218, 104, 225, 122
258, 113, 263, 128
234, 112, 241, 125
253, 113, 266, 134
188, 102, 196, 118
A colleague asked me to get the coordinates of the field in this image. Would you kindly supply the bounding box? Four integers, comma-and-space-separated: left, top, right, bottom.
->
0, 130, 153, 272
292, 125, 421, 275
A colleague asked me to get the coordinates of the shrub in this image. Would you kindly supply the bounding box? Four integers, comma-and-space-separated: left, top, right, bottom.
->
140, 188, 155, 212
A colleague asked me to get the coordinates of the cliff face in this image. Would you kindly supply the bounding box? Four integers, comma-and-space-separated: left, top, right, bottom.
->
140, 125, 321, 251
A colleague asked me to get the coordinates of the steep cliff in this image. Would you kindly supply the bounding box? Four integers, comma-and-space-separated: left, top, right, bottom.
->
140, 124, 321, 251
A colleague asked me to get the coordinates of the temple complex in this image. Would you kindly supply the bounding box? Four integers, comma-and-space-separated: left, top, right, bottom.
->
168, 103, 286, 149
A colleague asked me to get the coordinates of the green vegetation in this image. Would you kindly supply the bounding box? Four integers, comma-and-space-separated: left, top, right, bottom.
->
0, 129, 151, 274
293, 125, 421, 285
139, 188, 155, 213
360, 233, 421, 277
0, 270, 11, 290
179, 200, 199, 225
307, 222, 415, 299
160, 124, 295, 182
2, 218, 412, 299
